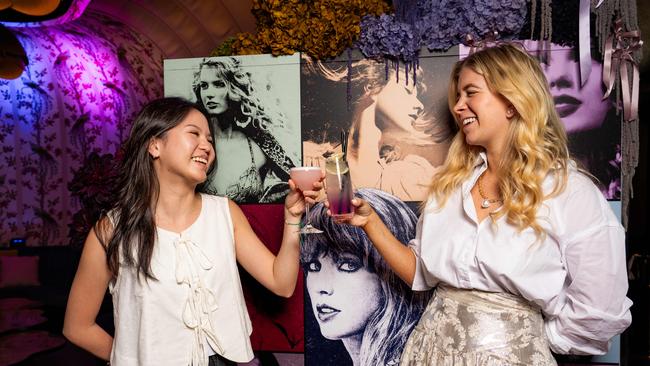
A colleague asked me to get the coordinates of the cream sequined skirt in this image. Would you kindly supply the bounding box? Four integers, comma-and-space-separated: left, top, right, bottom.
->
400, 285, 557, 366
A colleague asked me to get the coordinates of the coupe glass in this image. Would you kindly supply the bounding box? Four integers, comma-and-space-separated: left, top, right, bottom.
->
289, 167, 323, 234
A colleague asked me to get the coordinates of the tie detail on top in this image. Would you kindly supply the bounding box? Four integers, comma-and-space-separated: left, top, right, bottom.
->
174, 236, 222, 366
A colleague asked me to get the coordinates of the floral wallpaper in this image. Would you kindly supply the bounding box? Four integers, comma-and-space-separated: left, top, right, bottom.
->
0, 11, 163, 246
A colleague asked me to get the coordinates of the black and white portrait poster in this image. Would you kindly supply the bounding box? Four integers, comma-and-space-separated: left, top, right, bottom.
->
301, 49, 458, 202
300, 188, 434, 366
164, 54, 301, 204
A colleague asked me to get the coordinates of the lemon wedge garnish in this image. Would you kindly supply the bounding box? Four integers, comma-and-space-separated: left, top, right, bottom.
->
325, 153, 349, 175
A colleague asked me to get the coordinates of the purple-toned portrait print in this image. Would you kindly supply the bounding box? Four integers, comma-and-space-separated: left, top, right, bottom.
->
525, 41, 621, 200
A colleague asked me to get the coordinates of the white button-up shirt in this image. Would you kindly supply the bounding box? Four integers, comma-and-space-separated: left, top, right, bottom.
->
410, 153, 632, 355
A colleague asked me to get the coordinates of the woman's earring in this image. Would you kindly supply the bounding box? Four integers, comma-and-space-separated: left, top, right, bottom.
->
507, 107, 516, 118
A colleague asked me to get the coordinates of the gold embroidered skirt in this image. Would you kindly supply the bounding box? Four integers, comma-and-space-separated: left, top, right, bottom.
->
400, 285, 557, 366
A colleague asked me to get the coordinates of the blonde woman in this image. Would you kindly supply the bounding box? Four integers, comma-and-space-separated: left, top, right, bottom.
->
333, 44, 631, 365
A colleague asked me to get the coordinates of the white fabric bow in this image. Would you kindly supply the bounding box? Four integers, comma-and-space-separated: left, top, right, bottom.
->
174, 237, 223, 366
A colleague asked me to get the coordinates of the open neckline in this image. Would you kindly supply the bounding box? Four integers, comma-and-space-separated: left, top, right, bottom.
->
156, 194, 204, 236
462, 157, 504, 225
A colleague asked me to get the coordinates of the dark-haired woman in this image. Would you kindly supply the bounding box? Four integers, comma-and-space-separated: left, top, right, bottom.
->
63, 97, 320, 366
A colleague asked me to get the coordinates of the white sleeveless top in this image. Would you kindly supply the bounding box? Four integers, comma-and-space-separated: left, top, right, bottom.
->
109, 194, 253, 365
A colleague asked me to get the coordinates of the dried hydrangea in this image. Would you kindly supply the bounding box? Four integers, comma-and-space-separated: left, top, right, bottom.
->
357, 0, 528, 62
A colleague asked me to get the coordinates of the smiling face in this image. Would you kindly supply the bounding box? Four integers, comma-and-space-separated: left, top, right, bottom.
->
198, 66, 230, 115
453, 67, 513, 153
150, 108, 215, 185
305, 252, 382, 341
374, 76, 424, 132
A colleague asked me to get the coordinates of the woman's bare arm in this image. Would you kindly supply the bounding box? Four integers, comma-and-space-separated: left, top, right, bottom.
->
332, 198, 416, 286
231, 177, 322, 297
230, 200, 301, 297
63, 227, 113, 360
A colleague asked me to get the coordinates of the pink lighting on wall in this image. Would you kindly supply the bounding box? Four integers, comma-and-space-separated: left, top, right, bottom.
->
0, 11, 163, 246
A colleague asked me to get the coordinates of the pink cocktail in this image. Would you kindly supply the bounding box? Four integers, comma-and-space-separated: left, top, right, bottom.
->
290, 167, 322, 191
289, 167, 323, 234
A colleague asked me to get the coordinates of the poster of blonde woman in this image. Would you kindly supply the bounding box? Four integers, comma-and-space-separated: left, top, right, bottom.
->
164, 54, 301, 204
300, 49, 457, 202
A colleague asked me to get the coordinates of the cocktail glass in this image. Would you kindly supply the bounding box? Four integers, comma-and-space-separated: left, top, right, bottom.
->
290, 167, 324, 234
324, 153, 355, 219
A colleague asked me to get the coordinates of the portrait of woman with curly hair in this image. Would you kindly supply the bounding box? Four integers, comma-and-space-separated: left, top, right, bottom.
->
165, 54, 301, 203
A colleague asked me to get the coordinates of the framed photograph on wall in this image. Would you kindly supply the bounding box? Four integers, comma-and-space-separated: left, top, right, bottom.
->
300, 49, 458, 202
164, 54, 302, 204
301, 188, 434, 366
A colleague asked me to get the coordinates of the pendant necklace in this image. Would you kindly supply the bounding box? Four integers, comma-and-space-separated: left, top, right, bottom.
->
477, 172, 503, 209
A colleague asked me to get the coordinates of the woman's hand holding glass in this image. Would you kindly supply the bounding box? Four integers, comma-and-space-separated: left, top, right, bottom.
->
286, 168, 326, 233
325, 197, 377, 228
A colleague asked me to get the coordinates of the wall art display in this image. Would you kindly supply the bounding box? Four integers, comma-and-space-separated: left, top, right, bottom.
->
301, 188, 434, 366
524, 41, 621, 200
164, 54, 302, 204
301, 49, 458, 202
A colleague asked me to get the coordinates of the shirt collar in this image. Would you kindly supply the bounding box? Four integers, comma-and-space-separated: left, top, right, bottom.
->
462, 151, 489, 197
476, 151, 488, 168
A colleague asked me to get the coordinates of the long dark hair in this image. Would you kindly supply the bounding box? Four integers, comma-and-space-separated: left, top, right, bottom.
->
97, 97, 209, 280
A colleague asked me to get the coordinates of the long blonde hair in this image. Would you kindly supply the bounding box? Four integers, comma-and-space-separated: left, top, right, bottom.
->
431, 43, 570, 238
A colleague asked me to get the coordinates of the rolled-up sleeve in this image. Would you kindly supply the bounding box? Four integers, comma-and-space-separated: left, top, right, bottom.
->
545, 216, 632, 355
409, 213, 434, 291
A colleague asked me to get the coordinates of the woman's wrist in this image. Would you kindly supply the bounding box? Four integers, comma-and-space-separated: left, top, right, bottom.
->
284, 209, 302, 225
361, 209, 379, 231
284, 218, 301, 226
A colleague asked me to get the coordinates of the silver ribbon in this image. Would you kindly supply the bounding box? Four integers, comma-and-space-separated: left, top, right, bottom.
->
602, 19, 642, 121
578, 0, 592, 86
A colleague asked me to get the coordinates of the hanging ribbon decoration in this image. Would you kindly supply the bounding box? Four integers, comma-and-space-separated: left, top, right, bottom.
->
464, 34, 478, 54
464, 31, 500, 55
602, 19, 643, 122
578, 0, 591, 87
577, 0, 607, 87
